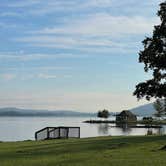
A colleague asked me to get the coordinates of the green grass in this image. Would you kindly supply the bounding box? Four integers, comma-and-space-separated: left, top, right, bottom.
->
1, 135, 166, 166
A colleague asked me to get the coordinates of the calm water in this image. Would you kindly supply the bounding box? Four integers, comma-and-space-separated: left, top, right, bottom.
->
0, 117, 165, 141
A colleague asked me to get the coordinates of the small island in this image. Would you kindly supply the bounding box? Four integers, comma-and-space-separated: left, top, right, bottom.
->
84, 107, 166, 128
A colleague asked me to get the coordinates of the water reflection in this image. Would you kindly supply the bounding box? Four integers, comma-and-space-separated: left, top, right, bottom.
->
115, 123, 165, 136
97, 124, 109, 135
115, 123, 132, 134
156, 127, 165, 135
0, 117, 166, 141
146, 127, 165, 136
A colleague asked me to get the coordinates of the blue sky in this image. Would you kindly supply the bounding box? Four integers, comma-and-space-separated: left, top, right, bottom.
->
0, 0, 163, 112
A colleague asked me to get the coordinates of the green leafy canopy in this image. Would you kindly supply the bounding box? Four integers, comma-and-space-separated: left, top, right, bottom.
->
134, 2, 166, 100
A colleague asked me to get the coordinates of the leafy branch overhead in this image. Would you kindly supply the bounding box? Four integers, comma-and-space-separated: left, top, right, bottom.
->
134, 2, 166, 100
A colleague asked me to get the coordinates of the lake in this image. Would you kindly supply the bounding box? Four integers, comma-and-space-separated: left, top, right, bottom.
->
0, 117, 165, 141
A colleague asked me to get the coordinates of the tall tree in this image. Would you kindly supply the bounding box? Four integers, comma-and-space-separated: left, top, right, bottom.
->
133, 2, 166, 100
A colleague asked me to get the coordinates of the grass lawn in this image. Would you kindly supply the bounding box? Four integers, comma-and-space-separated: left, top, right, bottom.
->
1, 135, 166, 166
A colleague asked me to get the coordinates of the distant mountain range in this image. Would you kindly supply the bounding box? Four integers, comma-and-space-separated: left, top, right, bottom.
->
0, 107, 96, 117
0, 102, 156, 117
130, 103, 155, 116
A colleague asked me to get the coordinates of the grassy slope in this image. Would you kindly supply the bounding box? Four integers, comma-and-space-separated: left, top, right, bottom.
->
1, 136, 166, 166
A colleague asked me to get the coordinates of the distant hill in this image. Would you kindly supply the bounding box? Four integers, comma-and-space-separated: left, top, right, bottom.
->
0, 107, 96, 117
130, 103, 155, 116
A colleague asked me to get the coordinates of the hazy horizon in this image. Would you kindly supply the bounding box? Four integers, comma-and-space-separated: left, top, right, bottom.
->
0, 0, 161, 112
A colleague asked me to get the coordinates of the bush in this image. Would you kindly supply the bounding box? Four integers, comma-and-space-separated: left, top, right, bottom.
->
143, 117, 153, 123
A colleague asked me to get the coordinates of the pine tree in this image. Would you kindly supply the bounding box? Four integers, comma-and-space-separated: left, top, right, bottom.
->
133, 2, 166, 100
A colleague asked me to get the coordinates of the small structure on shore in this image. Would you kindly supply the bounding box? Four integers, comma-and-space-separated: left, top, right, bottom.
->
35, 126, 80, 141
116, 110, 137, 122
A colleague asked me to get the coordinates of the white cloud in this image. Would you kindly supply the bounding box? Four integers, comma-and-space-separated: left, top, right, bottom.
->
0, 73, 16, 80
14, 14, 159, 52
0, 72, 73, 81
5, 0, 162, 16
16, 35, 113, 48
38, 73, 72, 79
0, 12, 20, 17
0, 52, 87, 61
63, 75, 72, 78
33, 66, 71, 71
0, 52, 48, 61
15, 35, 139, 54
20, 74, 34, 81
0, 22, 17, 28
76, 0, 112, 9
38, 73, 57, 79
37, 14, 159, 36
6, 0, 41, 7
6, 0, 112, 15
